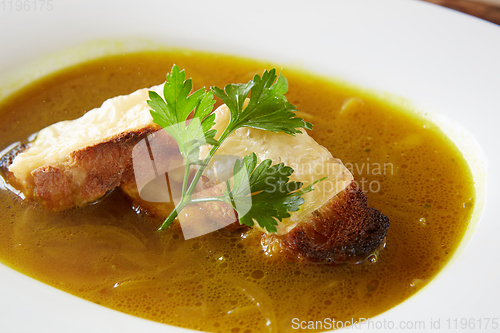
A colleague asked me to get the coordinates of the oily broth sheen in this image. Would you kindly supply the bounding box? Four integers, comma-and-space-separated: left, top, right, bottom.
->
0, 51, 475, 332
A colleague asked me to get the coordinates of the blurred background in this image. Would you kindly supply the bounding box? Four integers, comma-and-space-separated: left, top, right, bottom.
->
423, 0, 500, 24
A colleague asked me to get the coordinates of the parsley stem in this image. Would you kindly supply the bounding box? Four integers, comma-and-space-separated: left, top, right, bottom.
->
159, 204, 182, 230
159, 130, 233, 231
159, 195, 228, 231
181, 161, 191, 202
189, 196, 227, 204
183, 129, 234, 199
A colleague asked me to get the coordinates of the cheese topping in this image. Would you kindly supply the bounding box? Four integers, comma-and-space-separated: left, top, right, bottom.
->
9, 84, 164, 183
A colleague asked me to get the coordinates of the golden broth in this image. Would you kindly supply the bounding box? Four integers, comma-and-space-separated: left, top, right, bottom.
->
0, 51, 475, 332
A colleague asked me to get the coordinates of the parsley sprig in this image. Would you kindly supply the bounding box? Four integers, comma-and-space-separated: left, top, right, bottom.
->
148, 65, 321, 233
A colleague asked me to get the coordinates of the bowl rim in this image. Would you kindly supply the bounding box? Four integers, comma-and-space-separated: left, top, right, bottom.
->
0, 0, 499, 332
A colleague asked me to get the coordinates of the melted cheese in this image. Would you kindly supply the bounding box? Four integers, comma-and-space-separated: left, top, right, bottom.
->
9, 84, 164, 183
201, 104, 353, 235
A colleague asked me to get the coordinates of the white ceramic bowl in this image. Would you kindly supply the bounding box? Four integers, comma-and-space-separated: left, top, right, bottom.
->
1, 0, 499, 332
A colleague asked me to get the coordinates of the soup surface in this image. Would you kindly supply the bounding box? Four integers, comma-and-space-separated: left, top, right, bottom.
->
0, 51, 475, 332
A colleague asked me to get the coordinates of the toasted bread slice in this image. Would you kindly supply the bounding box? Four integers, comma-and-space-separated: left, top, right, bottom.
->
4, 85, 168, 210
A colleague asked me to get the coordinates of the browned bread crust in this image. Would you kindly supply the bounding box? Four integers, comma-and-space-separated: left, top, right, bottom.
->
2, 125, 172, 210
281, 181, 390, 264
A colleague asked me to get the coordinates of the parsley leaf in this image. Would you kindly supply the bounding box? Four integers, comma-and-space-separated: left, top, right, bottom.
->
148, 65, 323, 233
230, 153, 325, 233
212, 69, 312, 138
148, 65, 217, 165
